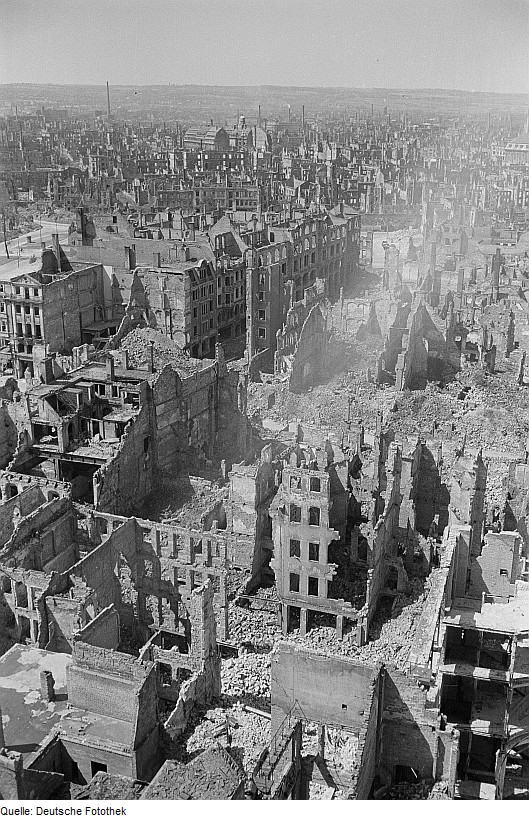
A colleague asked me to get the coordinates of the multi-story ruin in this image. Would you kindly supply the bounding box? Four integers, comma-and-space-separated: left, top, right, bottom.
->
1, 63, 529, 803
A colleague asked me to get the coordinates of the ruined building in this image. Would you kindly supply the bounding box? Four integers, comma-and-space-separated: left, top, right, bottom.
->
270, 424, 405, 643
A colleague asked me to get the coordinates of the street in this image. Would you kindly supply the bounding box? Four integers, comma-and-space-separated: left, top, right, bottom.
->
1, 220, 70, 260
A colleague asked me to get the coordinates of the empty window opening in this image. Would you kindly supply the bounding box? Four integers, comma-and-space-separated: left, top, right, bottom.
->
287, 605, 301, 632
159, 662, 173, 687
18, 615, 31, 642
307, 609, 335, 632
91, 762, 107, 778
309, 542, 320, 561
290, 539, 301, 558
289, 504, 301, 523
15, 582, 28, 608
308, 576, 319, 596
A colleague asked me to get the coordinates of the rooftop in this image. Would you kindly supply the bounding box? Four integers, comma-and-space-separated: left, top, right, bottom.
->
0, 644, 70, 755
445, 584, 529, 635
59, 709, 134, 751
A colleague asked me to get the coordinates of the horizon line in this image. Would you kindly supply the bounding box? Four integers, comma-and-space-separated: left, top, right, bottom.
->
0, 82, 528, 98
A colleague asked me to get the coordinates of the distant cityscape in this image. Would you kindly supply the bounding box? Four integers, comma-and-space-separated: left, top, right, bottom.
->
0, 77, 528, 801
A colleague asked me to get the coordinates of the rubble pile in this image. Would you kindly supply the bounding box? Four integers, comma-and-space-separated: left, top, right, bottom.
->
308, 782, 342, 799
228, 600, 282, 650
221, 650, 272, 701
143, 476, 226, 525
325, 726, 359, 771
291, 575, 432, 672
185, 702, 270, 771
119, 327, 198, 373
357, 577, 432, 670
381, 781, 433, 799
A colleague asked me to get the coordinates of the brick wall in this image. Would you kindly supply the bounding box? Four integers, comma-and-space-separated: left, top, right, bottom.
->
379, 668, 438, 784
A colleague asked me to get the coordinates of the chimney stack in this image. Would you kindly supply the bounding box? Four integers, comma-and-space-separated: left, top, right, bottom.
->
124, 246, 136, 271
149, 340, 155, 373
492, 248, 501, 302
177, 242, 190, 263
106, 81, 111, 120
40, 670, 55, 702
106, 355, 115, 381
52, 233, 61, 271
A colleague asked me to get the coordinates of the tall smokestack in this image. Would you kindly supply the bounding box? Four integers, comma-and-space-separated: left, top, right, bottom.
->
492, 248, 501, 302
106, 81, 111, 119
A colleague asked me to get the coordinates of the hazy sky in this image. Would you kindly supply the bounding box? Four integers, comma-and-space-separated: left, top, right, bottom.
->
1, 0, 528, 93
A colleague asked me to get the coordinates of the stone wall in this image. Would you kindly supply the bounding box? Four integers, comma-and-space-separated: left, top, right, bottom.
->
365, 443, 404, 624
42, 595, 82, 653
42, 264, 108, 355
350, 671, 382, 799
74, 605, 120, 650
409, 528, 469, 674
468, 531, 521, 600
377, 298, 459, 390
275, 301, 332, 393
94, 401, 154, 515
270, 642, 380, 735
0, 404, 18, 469
0, 481, 45, 547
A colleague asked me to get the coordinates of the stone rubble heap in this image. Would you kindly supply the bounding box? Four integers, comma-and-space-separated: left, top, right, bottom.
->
185, 702, 270, 771
381, 781, 433, 800
290, 575, 432, 672
119, 327, 196, 372
221, 651, 271, 701
228, 600, 282, 650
